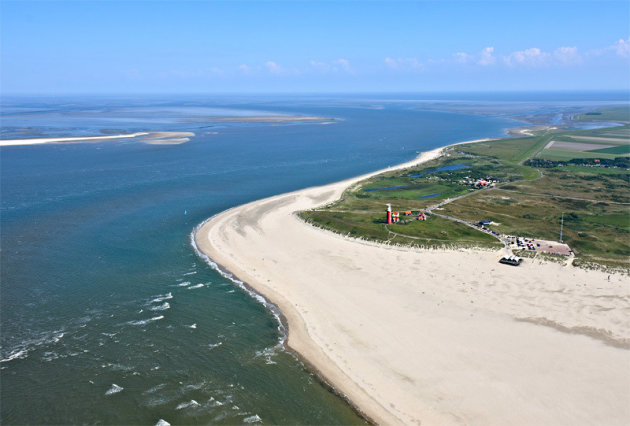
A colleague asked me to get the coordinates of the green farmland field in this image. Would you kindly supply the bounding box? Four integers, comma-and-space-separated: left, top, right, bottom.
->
537, 149, 627, 161
572, 106, 630, 123
589, 145, 630, 155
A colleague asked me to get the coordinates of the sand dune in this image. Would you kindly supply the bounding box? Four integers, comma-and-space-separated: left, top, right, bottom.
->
195, 145, 630, 425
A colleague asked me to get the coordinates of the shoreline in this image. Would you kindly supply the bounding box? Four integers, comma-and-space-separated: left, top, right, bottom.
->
194, 138, 629, 424
190, 223, 373, 423
192, 146, 446, 424
194, 146, 445, 425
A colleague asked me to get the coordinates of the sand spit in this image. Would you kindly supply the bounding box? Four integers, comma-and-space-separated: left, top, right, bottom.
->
0, 131, 196, 146
195, 143, 630, 425
0, 132, 148, 146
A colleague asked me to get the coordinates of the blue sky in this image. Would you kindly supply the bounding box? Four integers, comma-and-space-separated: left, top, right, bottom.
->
1, 1, 629, 94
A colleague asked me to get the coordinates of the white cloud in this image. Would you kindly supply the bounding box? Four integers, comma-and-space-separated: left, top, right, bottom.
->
238, 64, 251, 74
310, 60, 329, 71
477, 47, 496, 66
453, 52, 472, 64
585, 37, 630, 59
504, 47, 550, 67
452, 47, 494, 66
333, 58, 351, 72
384, 57, 399, 68
309, 58, 352, 73
384, 57, 423, 71
554, 46, 581, 65
265, 61, 284, 74
612, 38, 630, 58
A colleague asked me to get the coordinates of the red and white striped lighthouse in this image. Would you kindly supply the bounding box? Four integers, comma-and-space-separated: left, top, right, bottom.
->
386, 203, 392, 225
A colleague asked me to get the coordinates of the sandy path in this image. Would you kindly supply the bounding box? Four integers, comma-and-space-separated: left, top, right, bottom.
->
195, 146, 630, 425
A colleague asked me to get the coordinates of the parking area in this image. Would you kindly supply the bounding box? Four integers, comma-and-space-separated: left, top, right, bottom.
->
506, 236, 572, 256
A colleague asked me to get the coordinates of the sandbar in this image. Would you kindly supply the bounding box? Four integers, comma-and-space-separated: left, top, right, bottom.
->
195, 141, 630, 425
206, 115, 339, 123
0, 132, 148, 146
0, 131, 196, 146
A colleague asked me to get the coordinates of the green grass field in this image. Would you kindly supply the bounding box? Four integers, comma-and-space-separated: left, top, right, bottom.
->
537, 149, 626, 161
589, 145, 630, 155
301, 210, 502, 249
559, 164, 630, 175
572, 106, 630, 123
300, 121, 630, 270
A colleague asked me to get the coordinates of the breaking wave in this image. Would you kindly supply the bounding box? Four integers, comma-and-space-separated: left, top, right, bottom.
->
1, 330, 65, 364
151, 292, 173, 303
176, 399, 200, 410
187, 283, 205, 290
151, 302, 171, 311
244, 414, 262, 423
105, 384, 124, 395
127, 316, 164, 326
190, 221, 287, 345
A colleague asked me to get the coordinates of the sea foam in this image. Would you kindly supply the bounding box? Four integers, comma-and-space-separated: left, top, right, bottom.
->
190, 224, 287, 345
176, 399, 200, 410
151, 302, 170, 311
127, 316, 164, 326
244, 414, 262, 423
105, 384, 124, 395
0, 349, 28, 363
187, 283, 205, 290
1, 330, 66, 364
143, 383, 167, 395
151, 292, 173, 303
208, 342, 223, 350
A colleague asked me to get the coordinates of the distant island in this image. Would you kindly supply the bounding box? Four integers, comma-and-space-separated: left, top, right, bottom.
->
204, 115, 340, 123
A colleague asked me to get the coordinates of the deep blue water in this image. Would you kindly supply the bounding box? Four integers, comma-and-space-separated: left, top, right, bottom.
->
0, 95, 618, 424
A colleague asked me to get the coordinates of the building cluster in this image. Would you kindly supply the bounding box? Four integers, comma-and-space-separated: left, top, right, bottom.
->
461, 178, 497, 188
386, 204, 426, 224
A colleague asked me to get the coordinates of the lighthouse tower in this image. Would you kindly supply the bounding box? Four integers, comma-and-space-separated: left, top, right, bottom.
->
386, 204, 392, 224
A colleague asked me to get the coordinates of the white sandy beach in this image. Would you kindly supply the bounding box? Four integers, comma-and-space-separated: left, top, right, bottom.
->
0, 132, 149, 146
0, 131, 196, 146
195, 144, 630, 425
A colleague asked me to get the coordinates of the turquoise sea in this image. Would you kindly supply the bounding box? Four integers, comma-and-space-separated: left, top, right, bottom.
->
0, 94, 624, 424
